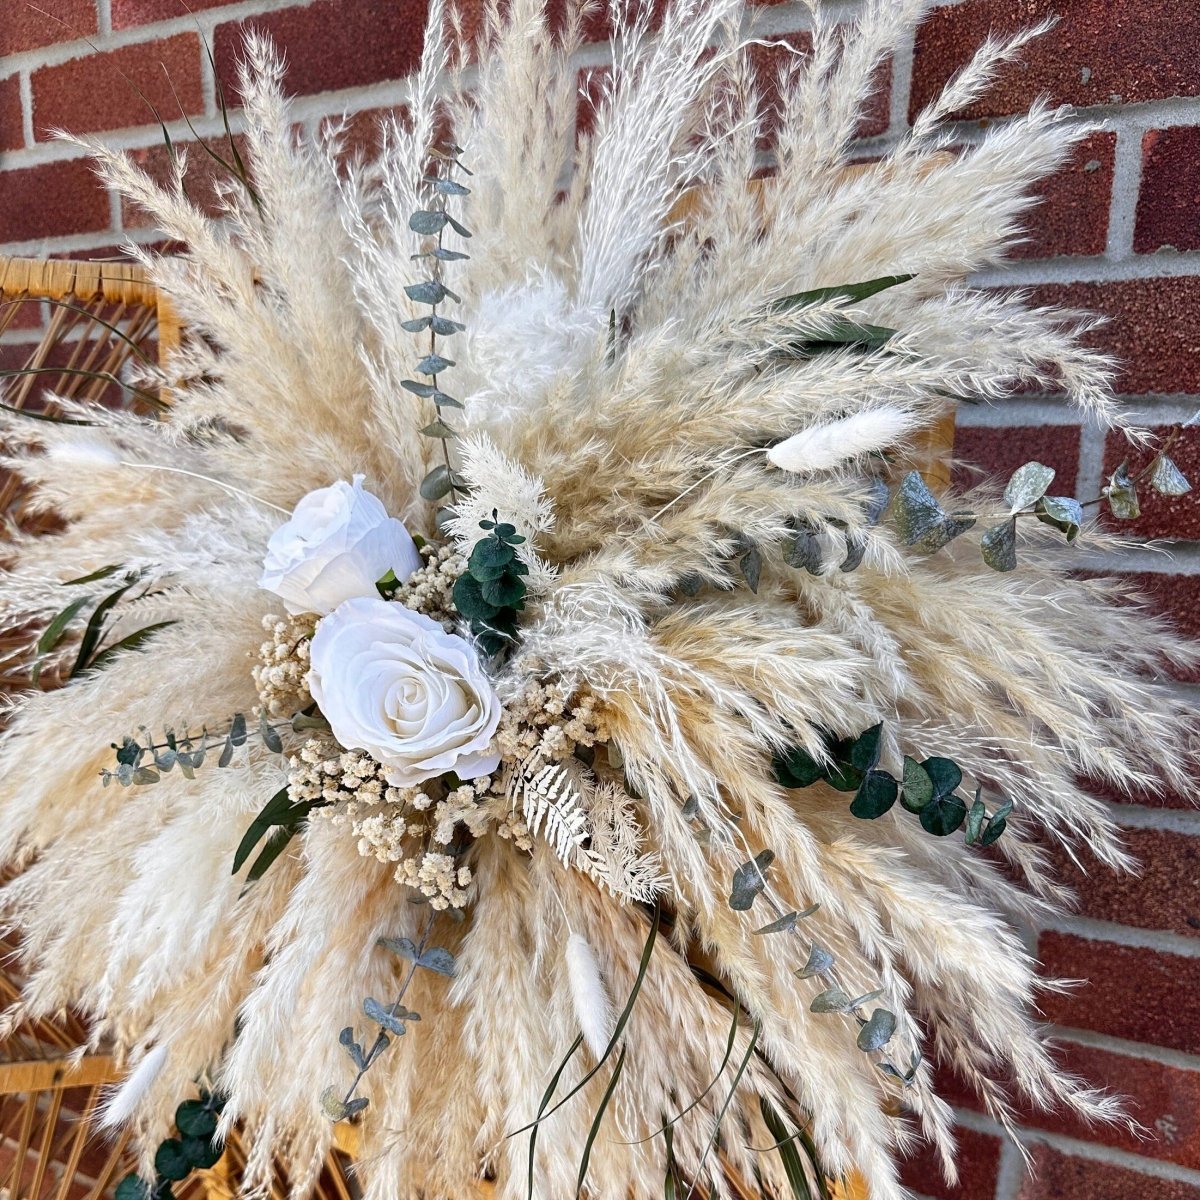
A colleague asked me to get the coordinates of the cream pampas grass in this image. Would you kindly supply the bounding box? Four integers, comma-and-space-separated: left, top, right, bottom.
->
0, 2, 1195, 1199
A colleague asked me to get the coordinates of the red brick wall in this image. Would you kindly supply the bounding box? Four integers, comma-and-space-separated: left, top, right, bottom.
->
1, 2, 1198, 1198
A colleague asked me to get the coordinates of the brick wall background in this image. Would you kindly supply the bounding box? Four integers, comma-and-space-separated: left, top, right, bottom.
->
0, 1, 1198, 1197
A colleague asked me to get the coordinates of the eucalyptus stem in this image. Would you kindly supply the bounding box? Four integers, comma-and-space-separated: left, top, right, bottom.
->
341, 909, 435, 1107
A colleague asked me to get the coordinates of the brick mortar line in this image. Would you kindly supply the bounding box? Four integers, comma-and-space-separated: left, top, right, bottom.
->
1105, 125, 1143, 262
0, 0, 313, 79
993, 1138, 1027, 1200
1104, 802, 1200, 835
97, 0, 113, 39
1037, 912, 1200, 958
953, 1107, 1200, 1188
1074, 418, 1106, 525
18, 69, 33, 148
1050, 1024, 1200, 1073
955, 395, 1200, 428
1075, 542, 1200, 576
976, 249, 1200, 286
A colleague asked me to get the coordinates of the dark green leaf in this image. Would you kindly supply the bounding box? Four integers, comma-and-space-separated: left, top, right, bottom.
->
729, 849, 775, 911
758, 1100, 816, 1200
1004, 461, 1055, 512
981, 517, 1018, 572
469, 537, 516, 579
480, 573, 526, 608
232, 786, 292, 874
86, 621, 177, 673
230, 712, 248, 747
175, 1100, 218, 1139
773, 746, 823, 789
116, 1174, 152, 1200
575, 1046, 627, 1198
69, 575, 142, 677
1035, 495, 1084, 543
840, 532, 868, 572
890, 471, 944, 545
452, 573, 501, 621
784, 528, 823, 574
980, 799, 1013, 847
856, 1008, 897, 1052
850, 771, 898, 819
849, 723, 884, 773
919, 792, 968, 837
739, 546, 762, 593
34, 595, 93, 682
1149, 454, 1192, 497
181, 1136, 222, 1170
921, 756, 962, 799
155, 1140, 191, 1182
771, 274, 915, 313
63, 564, 122, 586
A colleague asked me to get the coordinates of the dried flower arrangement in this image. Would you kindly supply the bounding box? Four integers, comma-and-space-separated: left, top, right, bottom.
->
0, 2, 1196, 1199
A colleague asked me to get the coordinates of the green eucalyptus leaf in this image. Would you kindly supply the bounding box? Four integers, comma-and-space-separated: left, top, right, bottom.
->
921, 757, 962, 799
1149, 453, 1192, 496
753, 904, 819, 936
408, 210, 448, 234
773, 746, 824, 789
1035, 495, 1084, 543
981, 518, 1018, 572
964, 794, 987, 845
115, 1174, 152, 1200
420, 464, 453, 501
840, 531, 868, 572
364, 996, 407, 1034
378, 935, 419, 961
850, 771, 898, 819
784, 528, 823, 574
796, 944, 834, 979
849, 723, 883, 773
729, 849, 775, 911
891, 471, 944, 545
917, 512, 977, 552
416, 353, 455, 376
176, 1100, 218, 1139
181, 1135, 222, 1170
259, 711, 283, 754
1004, 461, 1055, 512
1106, 463, 1140, 520
809, 988, 852, 1014
901, 757, 933, 812
420, 418, 457, 439
919, 792, 968, 837
469, 538, 516, 579
452, 574, 501, 621
856, 1008, 897, 1052
980, 799, 1014, 846
739, 546, 762, 593
480, 574, 526, 608
404, 279, 450, 306
155, 1139, 191, 1182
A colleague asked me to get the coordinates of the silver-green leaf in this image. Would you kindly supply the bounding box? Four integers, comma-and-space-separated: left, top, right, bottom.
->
856, 1008, 897, 1052
1149, 453, 1192, 497
810, 988, 852, 1014
890, 471, 944, 545
1105, 463, 1141, 520
729, 849, 775, 911
1035, 495, 1083, 543
980, 517, 1018, 572
796, 944, 835, 979
1004, 461, 1055, 512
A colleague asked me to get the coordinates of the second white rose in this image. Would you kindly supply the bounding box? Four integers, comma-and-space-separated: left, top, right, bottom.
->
308, 596, 502, 787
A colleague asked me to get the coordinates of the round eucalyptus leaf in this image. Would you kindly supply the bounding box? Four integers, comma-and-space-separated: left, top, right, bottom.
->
116, 1174, 152, 1200
919, 792, 968, 837
849, 771, 898, 820
175, 1100, 217, 1139
155, 1139, 192, 1182
181, 1135, 223, 1171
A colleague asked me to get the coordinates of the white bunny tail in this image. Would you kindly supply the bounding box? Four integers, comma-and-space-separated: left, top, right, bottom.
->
566, 931, 614, 1061
767, 407, 918, 474
101, 1041, 170, 1129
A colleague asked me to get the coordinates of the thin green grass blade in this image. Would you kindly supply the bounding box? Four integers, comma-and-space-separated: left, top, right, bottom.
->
525, 1033, 584, 1200
87, 620, 178, 672
689, 1021, 761, 1197
758, 1099, 815, 1199
575, 1045, 627, 1198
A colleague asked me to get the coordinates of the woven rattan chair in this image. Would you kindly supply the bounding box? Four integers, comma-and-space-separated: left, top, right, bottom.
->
0, 243, 950, 1200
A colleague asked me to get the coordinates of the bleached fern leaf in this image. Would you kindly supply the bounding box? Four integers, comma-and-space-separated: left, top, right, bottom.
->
583, 782, 669, 904
519, 759, 590, 862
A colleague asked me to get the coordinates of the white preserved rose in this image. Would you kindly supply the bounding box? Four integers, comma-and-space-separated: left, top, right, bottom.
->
259, 475, 421, 616
309, 596, 502, 786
